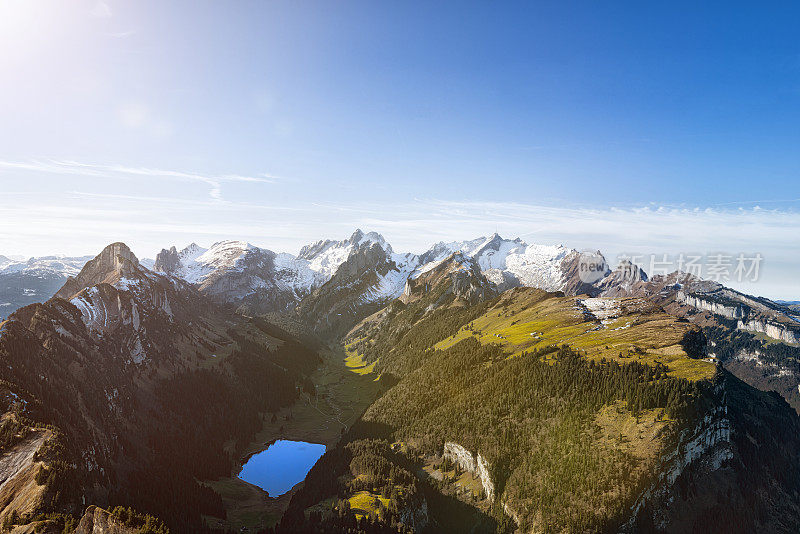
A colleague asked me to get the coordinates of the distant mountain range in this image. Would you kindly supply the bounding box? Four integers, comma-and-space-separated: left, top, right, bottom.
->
2, 234, 800, 532
0, 254, 93, 319
5, 229, 799, 344
149, 230, 601, 318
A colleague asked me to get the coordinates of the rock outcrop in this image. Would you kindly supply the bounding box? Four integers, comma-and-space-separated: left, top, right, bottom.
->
676, 291, 746, 319
153, 245, 181, 274
55, 243, 140, 300
442, 442, 495, 501
74, 506, 145, 534
738, 317, 800, 344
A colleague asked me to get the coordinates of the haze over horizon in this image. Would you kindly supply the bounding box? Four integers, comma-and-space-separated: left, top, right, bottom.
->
1, 0, 799, 299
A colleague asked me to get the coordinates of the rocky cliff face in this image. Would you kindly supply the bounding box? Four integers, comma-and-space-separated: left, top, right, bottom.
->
74, 506, 147, 534
738, 317, 800, 344
49, 243, 198, 365
152, 245, 181, 274
676, 287, 800, 344
623, 378, 733, 532
442, 442, 495, 501
625, 371, 800, 533
676, 290, 746, 319
55, 243, 141, 300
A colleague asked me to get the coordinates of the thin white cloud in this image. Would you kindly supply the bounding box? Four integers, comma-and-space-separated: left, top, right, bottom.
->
0, 159, 277, 201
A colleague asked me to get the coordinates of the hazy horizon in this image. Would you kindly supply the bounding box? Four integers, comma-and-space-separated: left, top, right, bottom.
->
1, 1, 799, 299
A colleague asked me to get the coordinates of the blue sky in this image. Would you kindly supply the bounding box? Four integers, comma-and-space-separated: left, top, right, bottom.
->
0, 1, 799, 298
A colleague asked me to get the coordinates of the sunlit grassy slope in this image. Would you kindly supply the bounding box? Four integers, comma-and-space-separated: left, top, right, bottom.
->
347, 491, 391, 519
344, 343, 381, 381
435, 288, 715, 381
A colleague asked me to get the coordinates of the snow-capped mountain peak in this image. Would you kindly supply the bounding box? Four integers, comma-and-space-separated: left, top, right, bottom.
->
0, 254, 92, 277
350, 229, 390, 251
297, 229, 392, 280
193, 240, 254, 273
414, 233, 575, 291
178, 242, 206, 262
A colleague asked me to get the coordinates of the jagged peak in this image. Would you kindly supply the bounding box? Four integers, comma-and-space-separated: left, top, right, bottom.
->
102, 242, 138, 265
606, 258, 648, 283
482, 232, 524, 245
179, 242, 205, 258
298, 230, 391, 264
349, 229, 388, 249
349, 228, 365, 243
55, 242, 143, 299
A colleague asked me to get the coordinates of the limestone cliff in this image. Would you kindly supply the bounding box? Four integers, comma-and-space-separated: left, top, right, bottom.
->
625, 371, 800, 532
442, 442, 495, 501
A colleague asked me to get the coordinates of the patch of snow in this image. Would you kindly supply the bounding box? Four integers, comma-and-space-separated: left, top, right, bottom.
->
129, 336, 146, 364
178, 241, 247, 284
70, 288, 101, 330
130, 301, 140, 331
306, 242, 355, 279
114, 277, 140, 290
368, 253, 420, 301
503, 243, 570, 290
273, 253, 324, 293
53, 324, 73, 338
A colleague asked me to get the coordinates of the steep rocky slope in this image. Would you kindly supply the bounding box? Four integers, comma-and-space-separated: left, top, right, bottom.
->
295, 236, 418, 338
400, 252, 496, 307
0, 242, 321, 532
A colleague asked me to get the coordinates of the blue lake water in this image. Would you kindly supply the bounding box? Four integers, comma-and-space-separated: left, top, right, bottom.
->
238, 440, 326, 496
